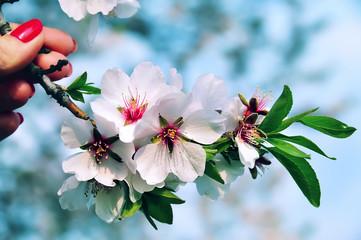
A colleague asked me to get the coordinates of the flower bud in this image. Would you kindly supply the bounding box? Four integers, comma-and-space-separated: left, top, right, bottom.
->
238, 93, 249, 106
249, 97, 258, 112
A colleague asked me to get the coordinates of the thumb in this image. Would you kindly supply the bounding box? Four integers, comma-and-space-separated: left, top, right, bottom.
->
0, 19, 44, 78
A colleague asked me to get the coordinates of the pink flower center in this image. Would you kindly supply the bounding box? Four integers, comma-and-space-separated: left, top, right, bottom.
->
88, 139, 109, 164
155, 116, 185, 155
236, 122, 261, 146
118, 88, 148, 126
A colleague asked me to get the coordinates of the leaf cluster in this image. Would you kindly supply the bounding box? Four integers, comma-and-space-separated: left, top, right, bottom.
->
257, 85, 356, 207
64, 72, 101, 103
120, 188, 185, 230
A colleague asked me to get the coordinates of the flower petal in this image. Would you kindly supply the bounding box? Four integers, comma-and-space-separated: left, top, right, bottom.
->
195, 175, 229, 201
170, 142, 206, 182
111, 141, 136, 174
93, 113, 119, 138
192, 73, 227, 111
118, 123, 136, 143
129, 62, 167, 107
111, 0, 140, 18
131, 171, 164, 194
58, 0, 88, 21
157, 93, 193, 120
59, 180, 89, 211
61, 117, 93, 148
91, 98, 124, 131
222, 97, 247, 132
130, 62, 166, 91
133, 106, 161, 141
124, 175, 143, 203
57, 176, 80, 196
62, 152, 98, 182
94, 159, 128, 187
87, 15, 99, 46
216, 157, 244, 184
235, 137, 259, 169
169, 68, 183, 91
95, 185, 124, 223
101, 68, 130, 105
184, 109, 225, 145
135, 143, 170, 185
87, 0, 117, 15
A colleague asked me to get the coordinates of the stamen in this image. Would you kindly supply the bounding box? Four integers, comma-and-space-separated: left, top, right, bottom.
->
84, 181, 112, 197
253, 86, 274, 111
88, 139, 110, 164
119, 88, 148, 125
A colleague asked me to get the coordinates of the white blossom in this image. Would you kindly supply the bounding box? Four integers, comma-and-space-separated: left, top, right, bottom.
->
91, 62, 182, 143
134, 92, 225, 185
60, 114, 136, 187
58, 0, 140, 21
58, 176, 125, 222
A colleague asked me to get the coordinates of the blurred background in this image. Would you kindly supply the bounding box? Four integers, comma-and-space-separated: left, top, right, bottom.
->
1, 0, 360, 239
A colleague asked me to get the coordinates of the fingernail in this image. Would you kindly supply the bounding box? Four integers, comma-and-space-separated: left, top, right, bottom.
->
10, 19, 43, 43
16, 112, 24, 125
65, 62, 73, 77
29, 84, 35, 98
71, 39, 78, 53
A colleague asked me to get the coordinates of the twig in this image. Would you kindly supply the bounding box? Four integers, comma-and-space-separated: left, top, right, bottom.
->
0, 0, 96, 127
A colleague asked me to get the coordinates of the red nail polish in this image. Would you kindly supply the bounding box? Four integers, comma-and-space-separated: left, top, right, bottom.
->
10, 19, 43, 43
16, 112, 24, 125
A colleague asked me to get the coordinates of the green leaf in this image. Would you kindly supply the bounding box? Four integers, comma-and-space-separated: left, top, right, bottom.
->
266, 138, 310, 159
67, 72, 87, 90
268, 133, 336, 160
149, 188, 185, 205
258, 85, 293, 133
298, 116, 356, 138
204, 161, 225, 184
204, 148, 217, 161
275, 107, 319, 132
267, 147, 321, 207
120, 198, 142, 219
79, 85, 101, 94
67, 90, 84, 103
223, 148, 240, 161
142, 193, 174, 225
140, 207, 158, 230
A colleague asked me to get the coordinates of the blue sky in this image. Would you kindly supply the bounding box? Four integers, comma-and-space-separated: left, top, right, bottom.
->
1, 0, 360, 239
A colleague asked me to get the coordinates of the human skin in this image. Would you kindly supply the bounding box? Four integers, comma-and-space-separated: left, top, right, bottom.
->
0, 20, 77, 141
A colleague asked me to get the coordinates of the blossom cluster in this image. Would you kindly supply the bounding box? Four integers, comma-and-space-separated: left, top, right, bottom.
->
57, 62, 274, 223
57, 62, 355, 227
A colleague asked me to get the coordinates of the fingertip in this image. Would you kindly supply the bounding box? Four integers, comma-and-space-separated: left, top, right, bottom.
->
72, 39, 78, 53
43, 27, 76, 56
34, 51, 72, 81
0, 112, 22, 141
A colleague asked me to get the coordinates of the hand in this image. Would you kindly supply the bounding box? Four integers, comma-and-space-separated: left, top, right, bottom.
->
0, 19, 77, 141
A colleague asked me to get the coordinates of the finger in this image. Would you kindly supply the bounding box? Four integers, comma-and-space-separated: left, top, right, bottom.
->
10, 23, 77, 57
33, 51, 73, 81
0, 19, 44, 78
43, 27, 77, 56
0, 78, 35, 112
0, 112, 23, 141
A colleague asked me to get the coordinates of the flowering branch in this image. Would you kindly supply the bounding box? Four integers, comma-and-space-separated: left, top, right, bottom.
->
0, 0, 96, 127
